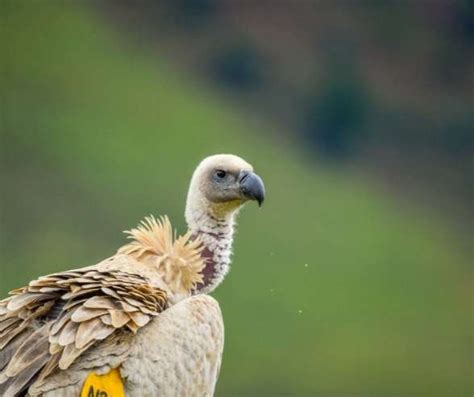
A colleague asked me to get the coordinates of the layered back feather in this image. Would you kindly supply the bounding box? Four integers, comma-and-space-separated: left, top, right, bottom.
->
0, 215, 205, 396
0, 268, 167, 396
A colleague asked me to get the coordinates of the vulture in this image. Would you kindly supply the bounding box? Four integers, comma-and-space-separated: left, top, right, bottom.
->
0, 154, 265, 397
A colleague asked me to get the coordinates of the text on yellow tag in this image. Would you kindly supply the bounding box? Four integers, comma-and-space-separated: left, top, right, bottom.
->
80, 368, 125, 397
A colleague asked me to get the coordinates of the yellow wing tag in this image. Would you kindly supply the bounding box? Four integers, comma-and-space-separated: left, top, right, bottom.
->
80, 368, 125, 397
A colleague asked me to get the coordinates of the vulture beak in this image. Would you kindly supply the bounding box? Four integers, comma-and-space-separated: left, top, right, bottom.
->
239, 171, 265, 206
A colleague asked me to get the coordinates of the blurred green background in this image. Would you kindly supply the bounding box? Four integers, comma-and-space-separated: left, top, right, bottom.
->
1, 2, 472, 396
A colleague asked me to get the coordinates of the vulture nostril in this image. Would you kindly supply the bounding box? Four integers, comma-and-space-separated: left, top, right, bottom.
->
239, 171, 250, 184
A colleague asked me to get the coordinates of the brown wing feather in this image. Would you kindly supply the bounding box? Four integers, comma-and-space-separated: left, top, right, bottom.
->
0, 266, 167, 396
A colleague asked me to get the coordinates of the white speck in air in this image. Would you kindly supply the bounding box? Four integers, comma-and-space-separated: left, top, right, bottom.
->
297, 309, 303, 314
304, 263, 308, 268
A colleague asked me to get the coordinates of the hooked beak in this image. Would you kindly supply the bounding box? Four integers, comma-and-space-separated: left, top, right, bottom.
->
239, 171, 265, 206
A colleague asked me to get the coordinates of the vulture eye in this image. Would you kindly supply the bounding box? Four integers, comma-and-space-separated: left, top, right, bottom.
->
214, 170, 227, 181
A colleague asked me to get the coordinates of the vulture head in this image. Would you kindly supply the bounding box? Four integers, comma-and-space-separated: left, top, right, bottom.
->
186, 154, 265, 221
185, 154, 265, 293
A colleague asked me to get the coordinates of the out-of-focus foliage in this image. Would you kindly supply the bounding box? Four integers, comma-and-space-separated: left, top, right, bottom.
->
302, 73, 370, 157
106, 0, 473, 223
1, 2, 471, 397
209, 43, 265, 92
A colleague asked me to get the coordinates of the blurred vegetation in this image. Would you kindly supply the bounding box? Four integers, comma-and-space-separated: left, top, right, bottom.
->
209, 42, 265, 92
1, 2, 472, 397
302, 72, 370, 157
106, 0, 473, 224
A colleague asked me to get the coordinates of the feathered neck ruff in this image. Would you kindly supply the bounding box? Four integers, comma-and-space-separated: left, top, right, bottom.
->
117, 216, 205, 294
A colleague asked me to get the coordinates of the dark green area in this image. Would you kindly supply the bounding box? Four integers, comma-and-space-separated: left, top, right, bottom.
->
1, 3, 471, 396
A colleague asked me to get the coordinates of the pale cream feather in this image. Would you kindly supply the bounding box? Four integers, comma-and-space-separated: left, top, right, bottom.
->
0, 217, 210, 396
28, 295, 224, 397
118, 215, 205, 293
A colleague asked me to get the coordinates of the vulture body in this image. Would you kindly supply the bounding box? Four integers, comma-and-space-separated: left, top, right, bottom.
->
0, 154, 265, 397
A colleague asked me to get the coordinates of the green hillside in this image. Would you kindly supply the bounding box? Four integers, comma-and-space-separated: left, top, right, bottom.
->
1, 3, 471, 396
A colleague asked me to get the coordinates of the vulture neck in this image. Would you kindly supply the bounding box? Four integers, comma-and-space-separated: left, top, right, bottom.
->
185, 202, 238, 294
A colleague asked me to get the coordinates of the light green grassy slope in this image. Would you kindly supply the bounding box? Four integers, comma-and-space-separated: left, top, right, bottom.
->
1, 3, 471, 396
